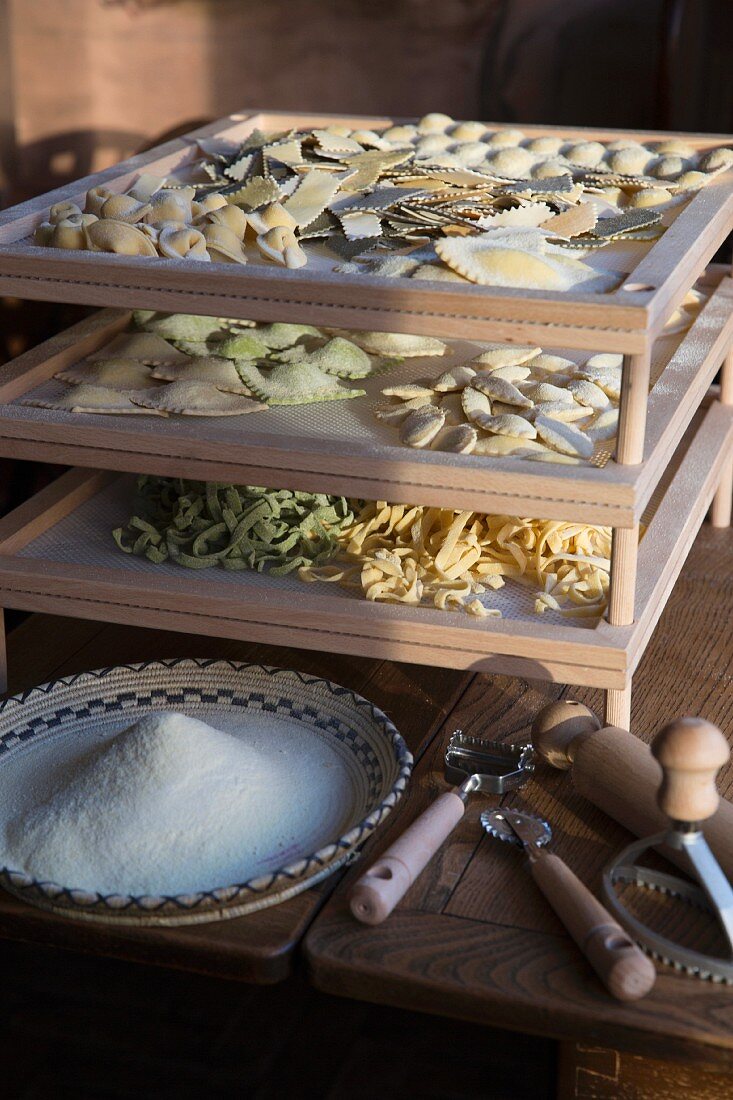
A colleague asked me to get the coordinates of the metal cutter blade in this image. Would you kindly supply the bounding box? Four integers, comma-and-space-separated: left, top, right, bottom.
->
481, 808, 552, 849
444, 731, 534, 795
603, 832, 733, 983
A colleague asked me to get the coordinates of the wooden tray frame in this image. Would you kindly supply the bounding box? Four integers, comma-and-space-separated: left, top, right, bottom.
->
0, 109, 731, 354
0, 108, 730, 730
0, 272, 731, 528
0, 395, 730, 724
1, 266, 731, 728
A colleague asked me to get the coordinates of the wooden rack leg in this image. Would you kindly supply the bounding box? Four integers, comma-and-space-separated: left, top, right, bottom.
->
603, 350, 650, 733
607, 349, 648, 624
607, 525, 639, 626
711, 349, 733, 528
604, 526, 638, 731
0, 608, 6, 695
604, 684, 631, 730
616, 351, 652, 466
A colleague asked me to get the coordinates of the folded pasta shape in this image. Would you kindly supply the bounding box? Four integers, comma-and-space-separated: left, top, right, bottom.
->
196, 203, 248, 238
158, 226, 210, 260
201, 224, 248, 264
85, 185, 116, 217
85, 219, 159, 256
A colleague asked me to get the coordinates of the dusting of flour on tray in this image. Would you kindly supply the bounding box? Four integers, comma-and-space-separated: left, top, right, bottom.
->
3, 711, 284, 896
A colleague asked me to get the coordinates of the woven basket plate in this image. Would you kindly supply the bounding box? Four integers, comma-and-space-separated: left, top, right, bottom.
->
0, 659, 411, 926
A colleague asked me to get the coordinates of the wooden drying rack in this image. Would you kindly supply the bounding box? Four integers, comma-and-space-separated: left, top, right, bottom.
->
0, 109, 730, 729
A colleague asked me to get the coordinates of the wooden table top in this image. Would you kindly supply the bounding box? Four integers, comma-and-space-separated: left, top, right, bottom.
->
0, 522, 731, 1067
305, 523, 733, 1069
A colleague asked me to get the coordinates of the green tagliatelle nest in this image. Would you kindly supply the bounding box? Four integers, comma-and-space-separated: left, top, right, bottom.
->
112, 476, 356, 574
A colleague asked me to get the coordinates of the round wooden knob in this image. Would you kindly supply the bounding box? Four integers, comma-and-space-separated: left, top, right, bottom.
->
652, 718, 730, 823
531, 700, 602, 770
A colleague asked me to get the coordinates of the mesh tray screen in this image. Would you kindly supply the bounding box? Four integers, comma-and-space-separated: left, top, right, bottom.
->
17, 476, 601, 630
3, 325, 686, 475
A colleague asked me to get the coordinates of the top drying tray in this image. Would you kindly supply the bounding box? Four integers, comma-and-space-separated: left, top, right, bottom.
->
0, 109, 731, 352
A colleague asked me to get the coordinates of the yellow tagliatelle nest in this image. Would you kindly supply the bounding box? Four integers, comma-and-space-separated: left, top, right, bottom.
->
299, 502, 613, 619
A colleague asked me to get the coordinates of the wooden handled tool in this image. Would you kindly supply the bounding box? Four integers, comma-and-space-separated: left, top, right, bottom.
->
653, 716, 730, 822
349, 791, 465, 925
601, 717, 733, 982
483, 807, 656, 1001
532, 701, 733, 879
531, 850, 656, 1001
349, 734, 534, 925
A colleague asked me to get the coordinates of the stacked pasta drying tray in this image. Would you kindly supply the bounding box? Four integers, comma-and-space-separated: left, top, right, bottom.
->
0, 109, 731, 729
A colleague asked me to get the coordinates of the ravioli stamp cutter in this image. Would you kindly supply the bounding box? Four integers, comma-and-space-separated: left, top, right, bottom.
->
350, 731, 534, 925
602, 717, 733, 982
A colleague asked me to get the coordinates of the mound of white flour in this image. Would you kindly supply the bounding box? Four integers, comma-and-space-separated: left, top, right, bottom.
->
3, 711, 275, 896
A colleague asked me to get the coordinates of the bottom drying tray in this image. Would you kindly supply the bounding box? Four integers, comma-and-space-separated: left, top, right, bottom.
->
0, 398, 731, 692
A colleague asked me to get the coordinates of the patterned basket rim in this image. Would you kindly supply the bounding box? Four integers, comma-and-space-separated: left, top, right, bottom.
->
0, 658, 413, 915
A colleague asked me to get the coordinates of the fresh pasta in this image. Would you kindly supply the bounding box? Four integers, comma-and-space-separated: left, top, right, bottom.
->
113, 477, 618, 619
112, 475, 355, 574
300, 501, 613, 618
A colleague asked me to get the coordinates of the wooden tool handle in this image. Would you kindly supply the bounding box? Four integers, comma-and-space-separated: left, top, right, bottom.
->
534, 712, 733, 881
652, 718, 730, 823
530, 850, 656, 1001
531, 700, 601, 770
349, 791, 465, 925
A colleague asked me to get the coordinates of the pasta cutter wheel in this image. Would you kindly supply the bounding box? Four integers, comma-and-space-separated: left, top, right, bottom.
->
601, 717, 733, 982
482, 808, 656, 1001
481, 807, 552, 848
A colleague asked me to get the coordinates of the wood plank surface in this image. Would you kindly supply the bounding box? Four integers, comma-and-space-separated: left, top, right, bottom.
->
0, 308, 643, 527
0, 619, 469, 983
0, 428, 639, 527
639, 277, 733, 495
306, 522, 733, 1069
0, 467, 114, 553
0, 555, 631, 685
630, 401, 733, 668
557, 1042, 733, 1100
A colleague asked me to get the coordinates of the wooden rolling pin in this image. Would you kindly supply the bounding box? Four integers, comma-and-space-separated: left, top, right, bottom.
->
532, 701, 733, 879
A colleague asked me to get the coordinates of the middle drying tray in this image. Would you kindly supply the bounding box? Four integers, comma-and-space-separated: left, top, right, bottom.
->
0, 398, 730, 691
0, 270, 731, 526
